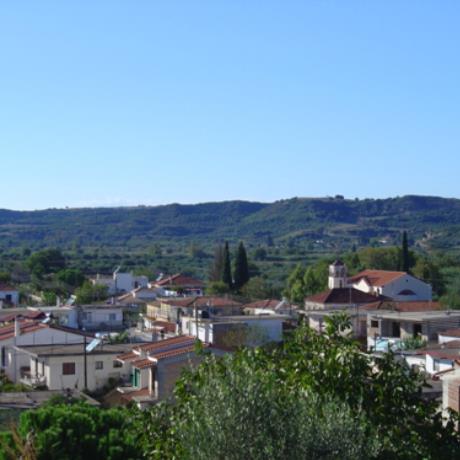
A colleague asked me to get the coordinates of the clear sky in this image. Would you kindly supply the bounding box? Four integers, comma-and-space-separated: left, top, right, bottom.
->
1, 1, 459, 210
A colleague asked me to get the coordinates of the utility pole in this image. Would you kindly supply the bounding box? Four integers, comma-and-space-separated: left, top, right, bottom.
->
83, 334, 88, 391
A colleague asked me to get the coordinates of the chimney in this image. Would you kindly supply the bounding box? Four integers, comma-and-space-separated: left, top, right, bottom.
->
14, 319, 20, 337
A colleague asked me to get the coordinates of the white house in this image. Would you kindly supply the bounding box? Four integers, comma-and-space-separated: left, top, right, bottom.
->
0, 285, 19, 307
438, 329, 460, 344
180, 314, 286, 348
116, 336, 226, 408
64, 305, 124, 331
0, 320, 92, 382
348, 269, 432, 301
11, 342, 133, 392
243, 299, 298, 318
91, 271, 148, 295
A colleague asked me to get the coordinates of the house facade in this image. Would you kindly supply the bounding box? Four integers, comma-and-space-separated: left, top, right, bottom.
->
367, 310, 460, 350
180, 314, 286, 348
11, 342, 133, 392
0, 321, 92, 382
146, 296, 243, 324
152, 273, 205, 297
0, 285, 19, 307
116, 336, 223, 408
349, 269, 432, 301
91, 272, 148, 295
64, 305, 124, 331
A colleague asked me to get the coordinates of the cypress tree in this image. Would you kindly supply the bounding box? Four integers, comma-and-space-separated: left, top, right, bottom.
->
221, 241, 233, 289
209, 244, 224, 282
401, 231, 410, 273
234, 241, 250, 290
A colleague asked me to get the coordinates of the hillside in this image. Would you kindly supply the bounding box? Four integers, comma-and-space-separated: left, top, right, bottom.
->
0, 195, 460, 254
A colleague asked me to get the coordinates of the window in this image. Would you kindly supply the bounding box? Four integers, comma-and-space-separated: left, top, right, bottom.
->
82, 312, 92, 322
108, 313, 116, 322
62, 362, 75, 375
371, 320, 379, 328
113, 360, 123, 368
95, 361, 104, 370
1, 347, 5, 367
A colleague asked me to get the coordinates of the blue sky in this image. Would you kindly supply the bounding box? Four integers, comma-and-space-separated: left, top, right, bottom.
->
1, 1, 459, 210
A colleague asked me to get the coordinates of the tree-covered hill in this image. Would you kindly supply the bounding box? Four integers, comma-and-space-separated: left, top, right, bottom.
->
1, 195, 460, 253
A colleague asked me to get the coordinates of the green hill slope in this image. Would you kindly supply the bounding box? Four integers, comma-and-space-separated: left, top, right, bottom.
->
0, 195, 459, 253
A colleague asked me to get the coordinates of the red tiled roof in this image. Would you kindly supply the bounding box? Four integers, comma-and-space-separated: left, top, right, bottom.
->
138, 335, 196, 353
159, 296, 242, 309
151, 320, 176, 333
0, 321, 46, 341
117, 351, 139, 361
152, 343, 208, 360
132, 358, 155, 369
244, 299, 282, 310
0, 285, 16, 292
440, 329, 460, 338
305, 288, 379, 305
348, 270, 406, 287
0, 311, 45, 323
361, 300, 441, 312
155, 274, 204, 288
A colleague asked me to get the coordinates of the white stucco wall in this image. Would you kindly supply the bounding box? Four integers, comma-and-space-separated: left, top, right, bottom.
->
43, 354, 130, 391
425, 354, 454, 375
2, 327, 87, 380
0, 290, 19, 306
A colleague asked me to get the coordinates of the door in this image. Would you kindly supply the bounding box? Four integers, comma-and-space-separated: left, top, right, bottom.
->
132, 369, 141, 387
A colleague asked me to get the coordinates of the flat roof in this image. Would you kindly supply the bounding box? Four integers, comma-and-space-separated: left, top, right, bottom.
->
368, 311, 460, 322
15, 342, 136, 357
181, 314, 288, 323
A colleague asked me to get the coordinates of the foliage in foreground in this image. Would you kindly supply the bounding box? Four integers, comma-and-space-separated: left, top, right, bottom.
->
135, 315, 460, 459
0, 402, 138, 460
2, 315, 460, 459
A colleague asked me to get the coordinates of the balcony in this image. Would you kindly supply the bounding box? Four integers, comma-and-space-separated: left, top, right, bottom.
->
20, 367, 46, 387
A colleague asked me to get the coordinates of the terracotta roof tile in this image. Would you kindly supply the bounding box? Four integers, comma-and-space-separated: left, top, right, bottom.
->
152, 343, 208, 360
117, 351, 139, 361
361, 300, 441, 312
138, 335, 196, 353
305, 288, 379, 304
440, 329, 460, 338
244, 299, 282, 310
348, 270, 406, 287
159, 296, 242, 309
155, 274, 204, 287
132, 358, 155, 369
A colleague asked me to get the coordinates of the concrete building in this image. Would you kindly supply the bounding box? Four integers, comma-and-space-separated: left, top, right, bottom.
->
91, 271, 148, 295
367, 310, 460, 350
116, 336, 224, 408
348, 269, 432, 301
11, 342, 133, 392
243, 299, 297, 318
180, 314, 286, 348
0, 284, 19, 307
151, 273, 205, 297
0, 320, 92, 382
146, 296, 243, 324
64, 304, 125, 331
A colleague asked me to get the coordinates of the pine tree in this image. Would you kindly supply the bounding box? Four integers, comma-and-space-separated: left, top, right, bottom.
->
221, 241, 233, 289
401, 231, 410, 273
234, 241, 250, 290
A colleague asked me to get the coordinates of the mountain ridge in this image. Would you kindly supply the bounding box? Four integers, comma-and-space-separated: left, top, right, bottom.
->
0, 195, 459, 253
